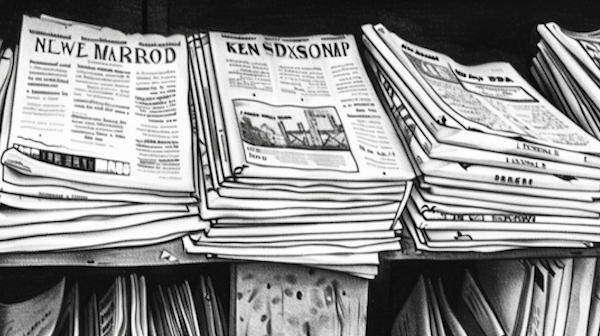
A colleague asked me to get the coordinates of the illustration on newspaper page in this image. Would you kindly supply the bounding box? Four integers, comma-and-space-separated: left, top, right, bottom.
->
234, 100, 355, 171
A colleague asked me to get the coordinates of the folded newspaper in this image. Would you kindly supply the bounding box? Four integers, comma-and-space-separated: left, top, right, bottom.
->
362, 23, 600, 253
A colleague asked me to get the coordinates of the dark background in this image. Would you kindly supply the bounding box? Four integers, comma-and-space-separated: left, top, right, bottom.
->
0, 0, 599, 81
0, 0, 599, 335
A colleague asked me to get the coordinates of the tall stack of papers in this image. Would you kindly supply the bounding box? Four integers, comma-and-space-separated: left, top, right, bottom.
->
183, 31, 415, 278
362, 23, 600, 253
0, 16, 209, 252
533, 23, 600, 138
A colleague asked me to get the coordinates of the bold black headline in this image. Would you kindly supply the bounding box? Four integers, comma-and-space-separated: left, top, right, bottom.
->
34, 37, 177, 64
226, 41, 351, 59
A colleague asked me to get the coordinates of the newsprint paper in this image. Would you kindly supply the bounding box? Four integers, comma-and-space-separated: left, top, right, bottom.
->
2, 16, 194, 192
204, 31, 414, 182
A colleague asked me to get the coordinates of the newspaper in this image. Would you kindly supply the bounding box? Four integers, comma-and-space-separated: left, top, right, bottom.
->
416, 186, 598, 218
401, 211, 589, 253
534, 42, 600, 137
363, 35, 600, 180
535, 24, 600, 137
98, 277, 126, 336
411, 190, 600, 226
183, 235, 401, 256
1, 16, 194, 192
187, 32, 411, 225
362, 23, 600, 254
0, 63, 194, 203
195, 230, 394, 243
362, 24, 600, 168
407, 198, 600, 241
206, 31, 413, 181
366, 50, 600, 192
220, 252, 380, 266
0, 214, 203, 253
420, 181, 600, 213
423, 176, 600, 202
0, 207, 197, 242
190, 30, 413, 268
0, 202, 192, 226
206, 219, 399, 236
190, 33, 408, 194
541, 22, 600, 84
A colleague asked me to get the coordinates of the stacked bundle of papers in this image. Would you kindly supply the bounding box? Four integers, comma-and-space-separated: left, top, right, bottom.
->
362, 23, 600, 253
533, 23, 600, 138
0, 16, 207, 252
183, 31, 415, 278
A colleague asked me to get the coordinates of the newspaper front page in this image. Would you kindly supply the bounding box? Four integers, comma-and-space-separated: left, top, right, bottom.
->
0, 46, 194, 203
363, 24, 600, 170
2, 16, 194, 191
189, 59, 403, 220
366, 52, 600, 192
207, 31, 414, 181
363, 30, 600, 180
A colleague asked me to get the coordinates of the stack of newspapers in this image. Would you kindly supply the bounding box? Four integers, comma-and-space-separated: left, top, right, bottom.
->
533, 22, 600, 138
362, 23, 600, 253
183, 32, 415, 277
0, 15, 415, 276
0, 16, 206, 252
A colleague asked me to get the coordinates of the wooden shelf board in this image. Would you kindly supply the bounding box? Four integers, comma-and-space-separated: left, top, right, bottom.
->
382, 247, 600, 261
2, 236, 599, 266
0, 239, 221, 267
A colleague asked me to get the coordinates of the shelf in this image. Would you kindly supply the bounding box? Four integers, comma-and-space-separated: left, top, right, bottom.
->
0, 3, 599, 336
2, 0, 600, 267
382, 248, 600, 262
0, 239, 220, 267
381, 230, 600, 261
3, 235, 597, 266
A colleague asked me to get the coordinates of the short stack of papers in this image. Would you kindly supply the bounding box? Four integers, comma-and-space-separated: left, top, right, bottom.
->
362, 23, 600, 253
183, 31, 415, 278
